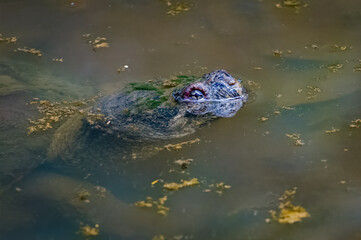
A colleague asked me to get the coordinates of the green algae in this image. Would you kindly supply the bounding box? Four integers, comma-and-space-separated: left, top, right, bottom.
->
126, 75, 197, 93
126, 75, 199, 111
142, 96, 169, 109
128, 83, 161, 92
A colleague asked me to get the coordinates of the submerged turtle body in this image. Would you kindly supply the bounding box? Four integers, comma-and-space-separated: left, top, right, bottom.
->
49, 70, 248, 159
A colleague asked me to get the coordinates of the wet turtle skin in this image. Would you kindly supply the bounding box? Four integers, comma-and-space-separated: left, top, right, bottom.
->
91, 70, 248, 140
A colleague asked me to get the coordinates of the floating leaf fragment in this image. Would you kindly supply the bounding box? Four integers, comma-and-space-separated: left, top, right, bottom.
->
0, 34, 17, 44
305, 85, 321, 100
161, 1, 192, 16
283, 0, 301, 6
80, 224, 100, 236
86, 36, 109, 50
77, 189, 91, 203
164, 138, 200, 151
273, 50, 283, 57
134, 200, 153, 208
247, 80, 261, 88
275, 0, 308, 9
14, 47, 42, 57
281, 106, 295, 110
273, 111, 281, 115
286, 133, 304, 146
94, 185, 107, 198
174, 159, 193, 169
52, 58, 63, 62
294, 139, 305, 146
332, 44, 351, 52
350, 119, 361, 128
327, 63, 343, 73
259, 117, 268, 122
151, 179, 161, 185
324, 127, 340, 133
93, 42, 109, 49
204, 182, 231, 195
117, 65, 129, 73
134, 196, 169, 216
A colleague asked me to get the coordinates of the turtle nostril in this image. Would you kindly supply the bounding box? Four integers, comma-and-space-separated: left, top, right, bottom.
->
225, 77, 236, 86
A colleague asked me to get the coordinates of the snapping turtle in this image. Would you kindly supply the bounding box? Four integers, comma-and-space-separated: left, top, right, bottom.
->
0, 69, 248, 235
49, 69, 248, 159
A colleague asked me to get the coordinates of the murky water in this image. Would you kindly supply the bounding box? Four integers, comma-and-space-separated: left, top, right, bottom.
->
0, 0, 361, 239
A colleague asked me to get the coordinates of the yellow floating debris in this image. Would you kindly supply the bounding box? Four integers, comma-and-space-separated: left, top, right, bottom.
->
134, 201, 153, 208
163, 178, 199, 191
117, 65, 129, 73
91, 37, 109, 49
93, 42, 109, 49
134, 196, 169, 216
247, 80, 261, 88
161, 0, 192, 16
275, 0, 308, 9
152, 235, 165, 240
94, 185, 107, 198
259, 117, 269, 122
268, 187, 310, 224
80, 224, 100, 236
285, 133, 304, 146
350, 119, 361, 128
27, 96, 99, 134
151, 179, 161, 185
281, 106, 295, 111
204, 182, 232, 195
0, 34, 17, 43
324, 127, 340, 133
174, 159, 193, 169
273, 50, 283, 57
333, 44, 350, 52
14, 47, 42, 57
77, 189, 91, 203
285, 133, 300, 140
52, 58, 63, 62
283, 0, 300, 6
84, 35, 110, 50
327, 63, 343, 73
164, 138, 200, 151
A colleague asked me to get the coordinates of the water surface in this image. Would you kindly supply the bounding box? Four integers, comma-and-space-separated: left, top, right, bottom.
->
0, 0, 361, 239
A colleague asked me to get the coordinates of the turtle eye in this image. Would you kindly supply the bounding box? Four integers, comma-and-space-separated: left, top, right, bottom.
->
190, 89, 204, 100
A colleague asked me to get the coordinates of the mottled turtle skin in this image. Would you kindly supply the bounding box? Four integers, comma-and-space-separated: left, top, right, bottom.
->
91, 70, 248, 140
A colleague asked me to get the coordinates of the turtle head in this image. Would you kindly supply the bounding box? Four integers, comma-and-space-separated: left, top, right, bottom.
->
173, 70, 248, 117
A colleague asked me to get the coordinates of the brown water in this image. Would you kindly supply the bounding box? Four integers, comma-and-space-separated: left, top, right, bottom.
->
0, 0, 361, 239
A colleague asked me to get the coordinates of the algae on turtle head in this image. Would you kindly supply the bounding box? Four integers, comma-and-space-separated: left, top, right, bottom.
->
93, 69, 248, 138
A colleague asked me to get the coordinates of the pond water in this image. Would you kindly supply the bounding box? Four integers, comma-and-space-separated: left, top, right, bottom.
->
0, 0, 361, 239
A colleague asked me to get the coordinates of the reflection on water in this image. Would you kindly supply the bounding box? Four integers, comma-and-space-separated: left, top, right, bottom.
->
0, 0, 361, 239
